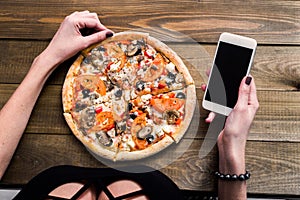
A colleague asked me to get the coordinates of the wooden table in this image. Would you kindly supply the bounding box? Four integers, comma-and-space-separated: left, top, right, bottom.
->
0, 0, 299, 197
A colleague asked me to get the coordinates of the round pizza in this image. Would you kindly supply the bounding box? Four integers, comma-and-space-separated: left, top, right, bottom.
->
62, 32, 196, 161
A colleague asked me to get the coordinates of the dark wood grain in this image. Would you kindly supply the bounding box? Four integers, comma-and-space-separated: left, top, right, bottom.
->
0, 0, 299, 44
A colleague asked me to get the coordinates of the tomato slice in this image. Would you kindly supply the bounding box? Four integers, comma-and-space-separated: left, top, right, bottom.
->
96, 79, 106, 96
75, 75, 106, 96
96, 111, 115, 130
142, 53, 165, 82
151, 98, 184, 113
134, 137, 148, 150
130, 113, 147, 135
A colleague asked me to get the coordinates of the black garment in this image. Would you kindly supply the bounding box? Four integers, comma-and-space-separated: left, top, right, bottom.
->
13, 165, 183, 200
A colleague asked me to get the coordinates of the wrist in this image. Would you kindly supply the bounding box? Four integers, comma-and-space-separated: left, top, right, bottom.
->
31, 49, 60, 78
39, 47, 62, 68
26, 52, 58, 86
218, 136, 246, 174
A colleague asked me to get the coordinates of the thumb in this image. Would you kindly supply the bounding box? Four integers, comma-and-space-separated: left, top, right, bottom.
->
236, 76, 252, 107
83, 30, 114, 46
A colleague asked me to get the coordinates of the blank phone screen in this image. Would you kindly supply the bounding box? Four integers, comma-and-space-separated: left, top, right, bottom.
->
205, 41, 253, 108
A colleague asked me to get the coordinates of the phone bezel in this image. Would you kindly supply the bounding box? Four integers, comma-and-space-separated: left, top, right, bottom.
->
202, 32, 257, 116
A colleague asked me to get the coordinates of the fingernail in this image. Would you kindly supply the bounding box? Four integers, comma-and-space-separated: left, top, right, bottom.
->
106, 32, 114, 38
245, 76, 252, 85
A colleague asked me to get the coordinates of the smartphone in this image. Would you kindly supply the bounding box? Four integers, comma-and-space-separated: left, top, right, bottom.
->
202, 32, 257, 116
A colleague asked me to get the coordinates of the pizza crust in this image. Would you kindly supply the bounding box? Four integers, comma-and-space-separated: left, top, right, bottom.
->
146, 35, 194, 85
81, 32, 149, 57
62, 55, 83, 113
115, 136, 174, 161
171, 85, 196, 143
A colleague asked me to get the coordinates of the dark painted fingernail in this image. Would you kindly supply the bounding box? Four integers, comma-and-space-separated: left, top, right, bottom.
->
245, 76, 252, 85
106, 32, 114, 38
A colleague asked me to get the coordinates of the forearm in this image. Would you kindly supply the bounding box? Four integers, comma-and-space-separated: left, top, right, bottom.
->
217, 138, 247, 200
0, 51, 58, 179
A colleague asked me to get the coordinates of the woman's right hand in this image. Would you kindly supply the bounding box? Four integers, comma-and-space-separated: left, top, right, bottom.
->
217, 76, 259, 174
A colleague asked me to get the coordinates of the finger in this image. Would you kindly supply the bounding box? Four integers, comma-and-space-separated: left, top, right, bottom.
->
201, 83, 206, 91
80, 10, 90, 14
76, 10, 90, 15
236, 76, 251, 107
77, 18, 106, 31
248, 77, 259, 108
82, 12, 107, 31
83, 29, 114, 46
205, 112, 216, 123
206, 68, 211, 77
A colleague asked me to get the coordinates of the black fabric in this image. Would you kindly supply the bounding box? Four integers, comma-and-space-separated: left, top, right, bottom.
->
13, 165, 184, 200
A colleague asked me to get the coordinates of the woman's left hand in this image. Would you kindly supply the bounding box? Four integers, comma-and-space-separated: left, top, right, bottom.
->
42, 10, 113, 68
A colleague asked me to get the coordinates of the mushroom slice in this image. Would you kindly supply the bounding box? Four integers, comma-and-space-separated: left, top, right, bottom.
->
175, 73, 185, 83
125, 43, 141, 57
80, 107, 96, 129
163, 110, 180, 125
137, 126, 153, 140
96, 131, 113, 147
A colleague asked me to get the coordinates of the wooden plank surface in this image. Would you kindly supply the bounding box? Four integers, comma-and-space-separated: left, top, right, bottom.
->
0, 0, 299, 197
0, 0, 299, 44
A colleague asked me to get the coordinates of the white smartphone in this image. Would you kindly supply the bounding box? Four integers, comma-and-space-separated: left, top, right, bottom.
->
202, 32, 257, 116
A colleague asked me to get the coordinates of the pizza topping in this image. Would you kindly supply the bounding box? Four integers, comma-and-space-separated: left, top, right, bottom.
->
96, 131, 113, 147
129, 113, 137, 120
166, 62, 176, 72
136, 80, 145, 91
163, 110, 180, 125
151, 98, 184, 113
146, 134, 155, 144
116, 121, 127, 135
80, 107, 96, 129
144, 49, 155, 59
112, 98, 127, 121
141, 94, 152, 103
142, 54, 165, 82
131, 113, 147, 135
96, 111, 115, 130
136, 55, 144, 63
104, 43, 124, 59
82, 89, 90, 98
114, 89, 123, 98
162, 124, 175, 135
128, 102, 133, 111
175, 73, 184, 83
167, 72, 176, 81
137, 126, 153, 140
176, 92, 186, 99
75, 102, 88, 112
125, 43, 141, 57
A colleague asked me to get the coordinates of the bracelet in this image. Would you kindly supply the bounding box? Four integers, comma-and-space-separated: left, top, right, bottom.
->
214, 171, 251, 181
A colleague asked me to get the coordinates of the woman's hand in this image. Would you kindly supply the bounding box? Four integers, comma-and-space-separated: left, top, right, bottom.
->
202, 75, 259, 172
202, 76, 259, 200
217, 76, 259, 174
41, 10, 113, 69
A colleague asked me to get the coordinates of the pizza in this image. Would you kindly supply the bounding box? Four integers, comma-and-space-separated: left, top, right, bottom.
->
62, 32, 196, 161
